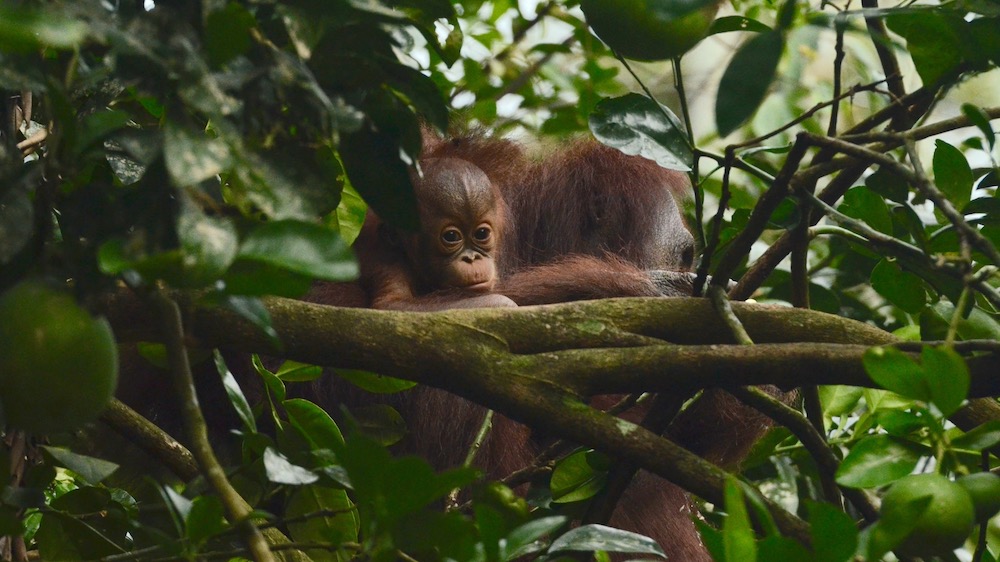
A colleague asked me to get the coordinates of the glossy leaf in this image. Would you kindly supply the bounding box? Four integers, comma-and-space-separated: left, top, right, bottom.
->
215, 350, 257, 433
550, 449, 609, 504
951, 420, 1000, 451
263, 447, 319, 485
589, 93, 693, 172
835, 434, 924, 488
503, 516, 568, 561
275, 361, 323, 382
549, 524, 666, 557
284, 398, 346, 449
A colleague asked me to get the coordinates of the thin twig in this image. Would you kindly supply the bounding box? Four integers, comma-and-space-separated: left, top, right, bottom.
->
728, 387, 879, 522
150, 291, 275, 562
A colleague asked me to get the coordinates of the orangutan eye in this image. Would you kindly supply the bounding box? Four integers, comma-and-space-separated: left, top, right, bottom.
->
441, 228, 462, 244
473, 226, 491, 242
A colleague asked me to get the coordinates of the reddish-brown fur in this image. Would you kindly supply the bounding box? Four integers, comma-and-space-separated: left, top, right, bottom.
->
318, 129, 723, 560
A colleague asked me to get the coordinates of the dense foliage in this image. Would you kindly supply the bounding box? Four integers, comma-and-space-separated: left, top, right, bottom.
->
0, 0, 999, 560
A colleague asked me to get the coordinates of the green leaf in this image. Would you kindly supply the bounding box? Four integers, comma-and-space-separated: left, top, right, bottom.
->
808, 501, 858, 562
336, 369, 417, 394
0, 6, 88, 52
952, 420, 1000, 451
550, 449, 609, 504
185, 496, 227, 546
708, 16, 772, 35
722, 478, 757, 562
212, 295, 280, 346
756, 536, 811, 562
548, 524, 666, 557
239, 220, 358, 281
75, 110, 131, 156
204, 3, 255, 67
863, 346, 928, 400
275, 361, 324, 382
215, 350, 257, 433
350, 404, 407, 446
870, 259, 927, 314
715, 30, 784, 136
284, 398, 346, 449
163, 121, 232, 187
340, 126, 419, 232
221, 259, 314, 297
835, 434, 924, 488
886, 12, 965, 86
503, 516, 568, 561
287, 485, 359, 562
820, 385, 863, 417
921, 345, 969, 417
335, 182, 368, 246
589, 93, 693, 172
263, 447, 319, 485
839, 186, 893, 235
176, 196, 239, 287
932, 140, 974, 210
865, 167, 910, 204
36, 512, 125, 561
963, 104, 996, 149
40, 447, 118, 485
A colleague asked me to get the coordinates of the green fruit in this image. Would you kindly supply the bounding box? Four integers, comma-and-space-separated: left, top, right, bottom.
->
0, 281, 118, 434
958, 472, 1000, 522
580, 0, 719, 61
881, 473, 975, 557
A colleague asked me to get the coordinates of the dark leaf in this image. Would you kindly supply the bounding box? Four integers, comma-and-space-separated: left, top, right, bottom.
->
238, 220, 358, 281
589, 93, 693, 172
39, 447, 118, 485
715, 30, 785, 136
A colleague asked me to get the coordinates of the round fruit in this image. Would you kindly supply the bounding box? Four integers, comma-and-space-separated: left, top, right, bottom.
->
880, 473, 976, 557
0, 281, 118, 434
580, 0, 719, 61
958, 472, 1000, 522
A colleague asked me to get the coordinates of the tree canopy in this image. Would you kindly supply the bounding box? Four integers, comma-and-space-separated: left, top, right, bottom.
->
0, 0, 999, 561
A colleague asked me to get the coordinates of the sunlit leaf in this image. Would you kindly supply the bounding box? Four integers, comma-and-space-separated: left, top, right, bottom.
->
835, 434, 925, 488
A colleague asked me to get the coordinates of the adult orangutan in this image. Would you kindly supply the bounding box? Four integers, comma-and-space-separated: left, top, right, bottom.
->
315, 128, 745, 561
